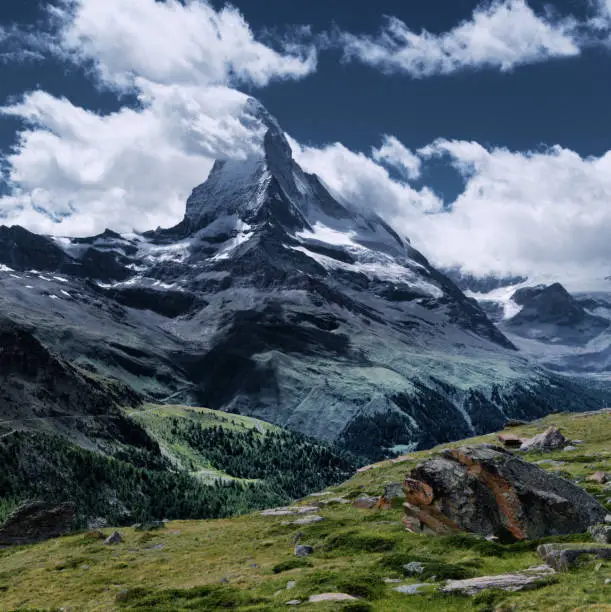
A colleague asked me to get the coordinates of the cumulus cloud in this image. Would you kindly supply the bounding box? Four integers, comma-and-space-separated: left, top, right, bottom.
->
0, 0, 317, 235
415, 141, 611, 285
340, 0, 580, 78
372, 136, 421, 181
289, 136, 442, 222
0, 85, 269, 235
52, 0, 316, 91
294, 135, 611, 288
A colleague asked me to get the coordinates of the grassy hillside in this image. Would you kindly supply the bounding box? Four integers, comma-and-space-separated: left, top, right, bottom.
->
0, 404, 355, 528
0, 410, 609, 611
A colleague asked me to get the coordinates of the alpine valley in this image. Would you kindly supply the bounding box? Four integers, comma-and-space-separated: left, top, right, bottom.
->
0, 100, 609, 525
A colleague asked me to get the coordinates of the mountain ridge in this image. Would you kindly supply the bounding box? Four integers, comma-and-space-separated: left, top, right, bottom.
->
0, 100, 608, 458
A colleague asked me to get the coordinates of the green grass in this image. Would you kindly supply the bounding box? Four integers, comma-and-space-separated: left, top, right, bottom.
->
127, 404, 280, 483
0, 410, 609, 610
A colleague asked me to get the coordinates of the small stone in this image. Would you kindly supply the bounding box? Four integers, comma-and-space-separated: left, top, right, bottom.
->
605, 515, 611, 524
586, 471, 609, 485
442, 573, 549, 595
352, 496, 378, 509
290, 515, 324, 526
564, 446, 578, 452
81, 564, 90, 570
220, 577, 229, 584
286, 581, 296, 590
589, 524, 611, 544
394, 584, 428, 594
403, 561, 425, 575
286, 600, 301, 605
572, 440, 585, 445
308, 593, 358, 603
103, 531, 123, 545
383, 578, 402, 583
605, 579, 611, 585
294, 545, 314, 557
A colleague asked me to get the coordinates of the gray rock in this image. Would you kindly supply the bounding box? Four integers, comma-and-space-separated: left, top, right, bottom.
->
589, 524, 611, 544
352, 496, 379, 509
286, 600, 301, 605
537, 543, 611, 571
605, 514, 611, 524
402, 445, 606, 540
520, 427, 567, 453
294, 545, 314, 557
104, 531, 123, 545
383, 483, 405, 501
441, 573, 550, 595
308, 593, 358, 602
0, 501, 76, 546
394, 584, 428, 594
286, 581, 296, 590
564, 445, 578, 452
403, 561, 425, 575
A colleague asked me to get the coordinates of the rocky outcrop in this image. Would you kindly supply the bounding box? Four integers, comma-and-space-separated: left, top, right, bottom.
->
538, 543, 611, 571
402, 445, 605, 540
0, 501, 75, 546
519, 427, 568, 453
104, 531, 123, 545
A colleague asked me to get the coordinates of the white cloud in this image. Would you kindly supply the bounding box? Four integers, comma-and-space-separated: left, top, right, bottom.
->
294, 135, 611, 289
52, 0, 316, 90
0, 86, 266, 235
415, 140, 611, 285
0, 0, 317, 235
289, 137, 442, 224
340, 0, 580, 78
372, 135, 421, 181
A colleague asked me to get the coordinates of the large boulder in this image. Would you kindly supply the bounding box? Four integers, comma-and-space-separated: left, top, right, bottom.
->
519, 427, 567, 453
0, 501, 76, 546
402, 445, 605, 540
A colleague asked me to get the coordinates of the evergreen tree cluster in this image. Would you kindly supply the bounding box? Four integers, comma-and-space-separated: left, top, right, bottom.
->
165, 419, 356, 500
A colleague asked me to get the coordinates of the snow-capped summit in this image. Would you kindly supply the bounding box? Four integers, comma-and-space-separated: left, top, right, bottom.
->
0, 99, 607, 459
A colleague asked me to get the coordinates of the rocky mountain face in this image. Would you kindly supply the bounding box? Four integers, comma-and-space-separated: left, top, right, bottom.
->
465, 280, 611, 377
0, 101, 607, 459
506, 283, 609, 344
0, 316, 149, 454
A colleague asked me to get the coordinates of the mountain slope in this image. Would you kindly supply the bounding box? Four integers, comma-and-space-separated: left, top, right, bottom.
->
1, 410, 609, 611
0, 100, 608, 458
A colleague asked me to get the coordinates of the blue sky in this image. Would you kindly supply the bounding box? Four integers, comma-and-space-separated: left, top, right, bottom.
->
2, 0, 611, 287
